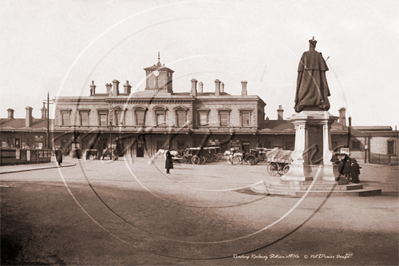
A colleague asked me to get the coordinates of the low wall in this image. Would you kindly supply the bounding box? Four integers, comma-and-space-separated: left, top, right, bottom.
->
0, 148, 52, 166
370, 153, 398, 166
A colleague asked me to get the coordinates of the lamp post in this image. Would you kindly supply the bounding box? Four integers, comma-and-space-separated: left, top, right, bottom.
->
43, 92, 53, 149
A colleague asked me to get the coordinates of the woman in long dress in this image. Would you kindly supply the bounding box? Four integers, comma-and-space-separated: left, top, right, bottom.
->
350, 159, 361, 184
55, 148, 63, 166
165, 150, 173, 174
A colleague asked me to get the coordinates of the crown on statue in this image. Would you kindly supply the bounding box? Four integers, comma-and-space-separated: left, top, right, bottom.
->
309, 36, 317, 47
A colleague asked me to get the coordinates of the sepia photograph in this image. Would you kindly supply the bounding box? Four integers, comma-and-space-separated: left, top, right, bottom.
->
1, 0, 398, 265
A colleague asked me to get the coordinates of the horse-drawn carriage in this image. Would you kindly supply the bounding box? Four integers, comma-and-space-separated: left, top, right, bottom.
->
224, 146, 245, 164
265, 148, 293, 176
244, 148, 272, 165
181, 146, 223, 165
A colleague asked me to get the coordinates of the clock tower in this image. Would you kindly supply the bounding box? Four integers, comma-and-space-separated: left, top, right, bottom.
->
144, 52, 174, 93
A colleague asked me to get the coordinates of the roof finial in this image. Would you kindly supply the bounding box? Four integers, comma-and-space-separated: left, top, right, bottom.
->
157, 51, 162, 66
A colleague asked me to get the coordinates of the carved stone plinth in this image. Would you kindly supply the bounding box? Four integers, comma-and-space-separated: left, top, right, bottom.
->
282, 111, 338, 182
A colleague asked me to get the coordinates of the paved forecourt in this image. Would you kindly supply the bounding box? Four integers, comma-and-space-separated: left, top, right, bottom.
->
0, 156, 397, 265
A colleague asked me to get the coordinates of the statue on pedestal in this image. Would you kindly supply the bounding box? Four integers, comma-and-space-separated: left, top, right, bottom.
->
294, 37, 331, 113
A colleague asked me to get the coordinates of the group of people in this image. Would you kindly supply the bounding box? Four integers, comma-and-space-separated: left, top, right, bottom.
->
338, 156, 361, 184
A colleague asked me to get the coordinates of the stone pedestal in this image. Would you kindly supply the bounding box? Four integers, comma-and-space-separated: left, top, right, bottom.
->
282, 110, 338, 182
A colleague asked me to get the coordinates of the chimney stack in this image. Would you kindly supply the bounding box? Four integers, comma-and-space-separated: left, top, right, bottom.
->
25, 106, 33, 127
348, 116, 352, 127
106, 83, 112, 94
198, 81, 203, 93
90, 80, 96, 95
124, 80, 132, 94
241, 80, 248, 96
7, 108, 14, 119
338, 107, 346, 126
41, 103, 47, 120
190, 78, 197, 97
277, 105, 284, 120
112, 79, 120, 96
221, 82, 224, 93
214, 79, 221, 96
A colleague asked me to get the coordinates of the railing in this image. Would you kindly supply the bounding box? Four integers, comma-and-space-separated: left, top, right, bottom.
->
369, 153, 398, 166
0, 148, 52, 166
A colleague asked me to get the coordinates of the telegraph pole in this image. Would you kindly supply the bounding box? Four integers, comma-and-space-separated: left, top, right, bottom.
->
47, 92, 50, 149
43, 92, 53, 149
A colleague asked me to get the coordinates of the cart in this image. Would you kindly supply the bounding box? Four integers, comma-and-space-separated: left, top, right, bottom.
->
102, 147, 118, 161
83, 149, 98, 160
244, 148, 272, 165
202, 146, 222, 162
265, 148, 293, 176
181, 147, 207, 165
225, 146, 245, 164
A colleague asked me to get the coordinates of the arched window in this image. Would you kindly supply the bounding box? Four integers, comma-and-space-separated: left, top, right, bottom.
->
113, 108, 127, 126
134, 107, 147, 126
174, 106, 188, 127
153, 106, 168, 126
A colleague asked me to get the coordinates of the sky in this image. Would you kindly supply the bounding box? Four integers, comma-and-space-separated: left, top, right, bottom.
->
1, 0, 398, 128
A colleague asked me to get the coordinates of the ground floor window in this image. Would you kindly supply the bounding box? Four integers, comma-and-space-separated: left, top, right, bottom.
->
388, 140, 395, 155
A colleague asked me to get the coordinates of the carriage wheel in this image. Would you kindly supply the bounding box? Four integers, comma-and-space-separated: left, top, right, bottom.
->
283, 165, 290, 175
232, 156, 241, 164
191, 155, 200, 165
267, 163, 278, 176
278, 164, 285, 175
181, 156, 187, 164
200, 156, 207, 164
246, 155, 256, 165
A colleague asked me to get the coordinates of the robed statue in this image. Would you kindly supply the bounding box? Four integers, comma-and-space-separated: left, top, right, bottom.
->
294, 37, 331, 113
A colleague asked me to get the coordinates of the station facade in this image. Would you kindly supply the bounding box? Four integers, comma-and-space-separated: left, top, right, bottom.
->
51, 57, 351, 158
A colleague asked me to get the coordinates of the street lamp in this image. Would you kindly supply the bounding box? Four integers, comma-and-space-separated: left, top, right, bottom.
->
43, 92, 54, 149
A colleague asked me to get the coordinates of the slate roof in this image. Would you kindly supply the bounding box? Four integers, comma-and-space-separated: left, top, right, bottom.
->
0, 118, 54, 131
258, 120, 349, 134
352, 126, 393, 131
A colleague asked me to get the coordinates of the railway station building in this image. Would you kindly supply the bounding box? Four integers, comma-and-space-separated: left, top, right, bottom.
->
51, 57, 351, 158
2, 56, 396, 162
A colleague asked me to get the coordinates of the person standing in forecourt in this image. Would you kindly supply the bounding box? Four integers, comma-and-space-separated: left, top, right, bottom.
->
350, 159, 361, 184
165, 150, 173, 174
55, 147, 63, 166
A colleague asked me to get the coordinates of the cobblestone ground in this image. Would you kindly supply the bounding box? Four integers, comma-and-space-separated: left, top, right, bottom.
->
1, 157, 398, 265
